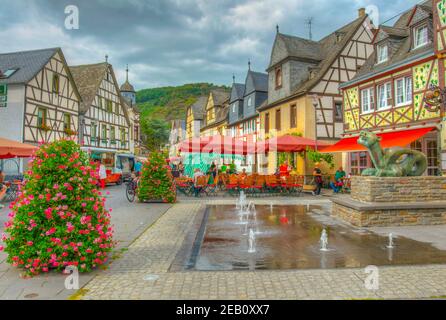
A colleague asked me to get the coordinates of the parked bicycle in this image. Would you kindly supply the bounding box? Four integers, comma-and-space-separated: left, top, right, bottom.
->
125, 173, 139, 203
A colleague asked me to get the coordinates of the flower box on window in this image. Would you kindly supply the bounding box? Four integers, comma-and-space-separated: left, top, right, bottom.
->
39, 124, 51, 132
64, 128, 77, 136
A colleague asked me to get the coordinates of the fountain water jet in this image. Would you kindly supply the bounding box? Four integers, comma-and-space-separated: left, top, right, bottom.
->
386, 233, 395, 249
320, 229, 329, 252
248, 228, 256, 253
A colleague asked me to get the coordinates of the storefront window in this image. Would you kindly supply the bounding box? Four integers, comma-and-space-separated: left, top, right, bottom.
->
426, 140, 439, 176
350, 152, 371, 176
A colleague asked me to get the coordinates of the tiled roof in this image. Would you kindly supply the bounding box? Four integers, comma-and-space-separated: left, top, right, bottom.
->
247, 71, 268, 93
211, 89, 230, 106
292, 15, 369, 95
268, 34, 322, 69
70, 62, 131, 125
346, 0, 433, 85
70, 63, 109, 113
0, 48, 58, 85
190, 96, 208, 120
232, 83, 245, 101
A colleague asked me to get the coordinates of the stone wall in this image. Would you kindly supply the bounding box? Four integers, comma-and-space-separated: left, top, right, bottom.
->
332, 203, 446, 228
351, 176, 446, 203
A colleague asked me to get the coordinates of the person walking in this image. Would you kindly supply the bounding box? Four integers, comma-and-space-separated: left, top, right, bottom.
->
312, 162, 323, 196
134, 160, 143, 177
98, 160, 107, 189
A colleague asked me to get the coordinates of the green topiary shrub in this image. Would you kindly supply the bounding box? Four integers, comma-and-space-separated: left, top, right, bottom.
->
0, 139, 114, 276
137, 152, 176, 203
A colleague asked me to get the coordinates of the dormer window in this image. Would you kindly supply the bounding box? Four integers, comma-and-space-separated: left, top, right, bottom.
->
0, 68, 18, 79
414, 25, 429, 49
377, 44, 388, 64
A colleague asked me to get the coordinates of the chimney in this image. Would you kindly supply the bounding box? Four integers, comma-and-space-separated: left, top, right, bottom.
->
358, 8, 366, 18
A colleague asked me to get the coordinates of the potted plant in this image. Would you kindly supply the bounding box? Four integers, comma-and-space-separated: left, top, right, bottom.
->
0, 139, 115, 276
137, 151, 176, 203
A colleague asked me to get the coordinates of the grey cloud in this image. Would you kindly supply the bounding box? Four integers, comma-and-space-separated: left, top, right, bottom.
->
2, 0, 421, 89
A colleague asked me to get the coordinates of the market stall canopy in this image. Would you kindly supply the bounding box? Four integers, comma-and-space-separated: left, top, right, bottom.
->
320, 127, 435, 153
257, 135, 331, 153
0, 137, 38, 159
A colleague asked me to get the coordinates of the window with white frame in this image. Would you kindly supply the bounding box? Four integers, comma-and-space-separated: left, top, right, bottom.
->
377, 44, 388, 64
247, 97, 252, 107
377, 82, 392, 110
414, 25, 429, 48
395, 76, 412, 106
361, 88, 374, 113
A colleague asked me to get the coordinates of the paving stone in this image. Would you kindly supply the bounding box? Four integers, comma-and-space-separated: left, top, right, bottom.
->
80, 199, 446, 300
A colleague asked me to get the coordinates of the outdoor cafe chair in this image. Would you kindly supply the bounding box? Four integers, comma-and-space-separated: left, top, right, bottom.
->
252, 175, 266, 196
218, 173, 229, 191
195, 175, 209, 197
265, 175, 280, 194
239, 175, 254, 195
206, 175, 219, 197
226, 174, 240, 196
174, 177, 193, 196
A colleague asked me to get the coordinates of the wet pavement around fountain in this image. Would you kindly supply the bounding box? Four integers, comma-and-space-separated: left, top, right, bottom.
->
78, 195, 446, 300
189, 205, 446, 271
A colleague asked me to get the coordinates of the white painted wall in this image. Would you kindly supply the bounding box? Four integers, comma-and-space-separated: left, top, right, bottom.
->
0, 84, 25, 142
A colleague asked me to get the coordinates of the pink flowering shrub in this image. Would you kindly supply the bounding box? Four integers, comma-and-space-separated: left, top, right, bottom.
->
137, 152, 176, 203
1, 139, 114, 276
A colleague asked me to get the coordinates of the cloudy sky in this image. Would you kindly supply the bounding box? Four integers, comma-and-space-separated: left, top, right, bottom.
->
1, 0, 421, 90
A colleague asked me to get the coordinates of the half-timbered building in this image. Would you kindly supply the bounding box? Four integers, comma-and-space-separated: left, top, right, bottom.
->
186, 96, 208, 139
0, 47, 81, 173
70, 62, 131, 156
326, 0, 445, 176
258, 9, 375, 174
200, 90, 230, 137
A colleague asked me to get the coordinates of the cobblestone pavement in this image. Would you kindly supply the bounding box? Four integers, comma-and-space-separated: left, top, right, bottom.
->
80, 198, 446, 300
0, 185, 171, 300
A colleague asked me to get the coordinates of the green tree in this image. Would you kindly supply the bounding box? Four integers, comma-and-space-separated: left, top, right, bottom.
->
141, 117, 170, 151
137, 152, 176, 203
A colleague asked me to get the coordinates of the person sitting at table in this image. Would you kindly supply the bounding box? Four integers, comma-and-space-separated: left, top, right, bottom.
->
279, 161, 291, 178
229, 160, 237, 174
193, 168, 205, 197
240, 168, 248, 181
0, 170, 4, 184
209, 162, 218, 179
220, 163, 228, 174
330, 166, 346, 194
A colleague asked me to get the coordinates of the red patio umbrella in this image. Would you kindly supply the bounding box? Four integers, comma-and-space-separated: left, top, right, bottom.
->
0, 137, 38, 159
178, 137, 213, 153
207, 136, 247, 155
257, 135, 330, 153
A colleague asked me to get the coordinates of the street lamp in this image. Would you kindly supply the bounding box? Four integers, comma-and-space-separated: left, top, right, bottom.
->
311, 94, 319, 152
